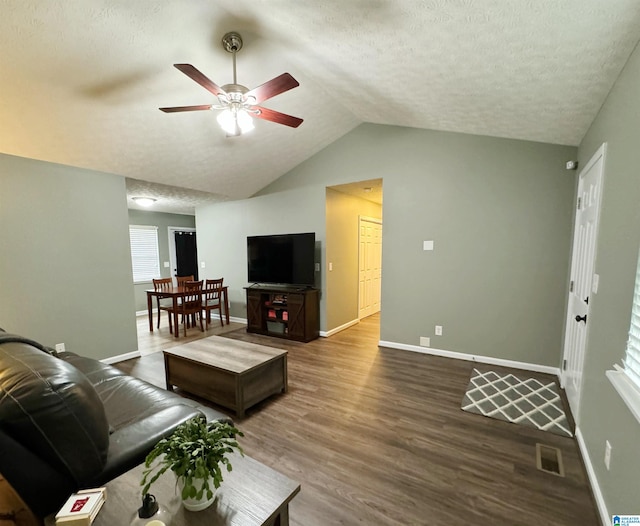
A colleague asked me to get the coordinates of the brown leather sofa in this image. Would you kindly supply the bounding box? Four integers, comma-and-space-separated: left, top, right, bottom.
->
0, 331, 230, 519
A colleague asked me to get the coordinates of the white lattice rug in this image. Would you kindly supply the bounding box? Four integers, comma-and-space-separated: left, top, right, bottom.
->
461, 368, 572, 437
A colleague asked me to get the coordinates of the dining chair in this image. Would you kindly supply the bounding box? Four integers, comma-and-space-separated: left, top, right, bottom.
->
202, 278, 224, 328
176, 275, 195, 286
166, 280, 204, 337
175, 275, 195, 328
152, 278, 173, 330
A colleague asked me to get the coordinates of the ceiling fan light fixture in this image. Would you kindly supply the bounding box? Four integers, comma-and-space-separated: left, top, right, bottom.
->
236, 109, 254, 132
217, 108, 254, 135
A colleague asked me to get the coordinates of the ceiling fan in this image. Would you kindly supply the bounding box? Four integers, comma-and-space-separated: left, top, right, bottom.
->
160, 32, 303, 136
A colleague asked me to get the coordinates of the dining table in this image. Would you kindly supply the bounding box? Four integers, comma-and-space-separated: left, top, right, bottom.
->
146, 285, 229, 338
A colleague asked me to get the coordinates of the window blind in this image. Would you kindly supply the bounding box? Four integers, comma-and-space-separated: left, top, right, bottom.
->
129, 225, 161, 283
624, 254, 640, 390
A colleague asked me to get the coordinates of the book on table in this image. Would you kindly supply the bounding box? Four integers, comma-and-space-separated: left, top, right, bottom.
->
55, 487, 106, 526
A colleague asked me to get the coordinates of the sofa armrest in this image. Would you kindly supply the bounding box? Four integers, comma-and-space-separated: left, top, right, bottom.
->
0, 342, 110, 485
90, 405, 202, 485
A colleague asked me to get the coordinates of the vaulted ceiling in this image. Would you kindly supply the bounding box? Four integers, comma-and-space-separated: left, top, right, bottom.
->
2, 1, 640, 214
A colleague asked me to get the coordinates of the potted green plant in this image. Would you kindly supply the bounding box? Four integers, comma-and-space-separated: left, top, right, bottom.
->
140, 415, 244, 512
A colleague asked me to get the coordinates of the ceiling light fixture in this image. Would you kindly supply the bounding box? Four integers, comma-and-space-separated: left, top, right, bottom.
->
363, 187, 373, 193
132, 197, 156, 207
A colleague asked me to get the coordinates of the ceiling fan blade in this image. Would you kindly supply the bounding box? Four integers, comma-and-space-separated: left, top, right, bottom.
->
252, 106, 303, 128
159, 104, 212, 113
173, 64, 226, 97
245, 73, 299, 104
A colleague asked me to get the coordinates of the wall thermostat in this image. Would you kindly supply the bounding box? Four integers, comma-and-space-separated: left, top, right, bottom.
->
566, 160, 578, 170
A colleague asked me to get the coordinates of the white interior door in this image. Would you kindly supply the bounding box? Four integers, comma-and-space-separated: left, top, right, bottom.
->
359, 217, 382, 319
562, 143, 606, 422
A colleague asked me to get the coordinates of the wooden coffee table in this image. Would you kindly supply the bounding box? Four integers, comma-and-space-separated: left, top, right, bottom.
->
89, 452, 300, 526
163, 336, 288, 417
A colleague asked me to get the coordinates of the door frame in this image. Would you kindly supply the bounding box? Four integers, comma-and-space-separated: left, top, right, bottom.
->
168, 226, 196, 285
560, 142, 607, 422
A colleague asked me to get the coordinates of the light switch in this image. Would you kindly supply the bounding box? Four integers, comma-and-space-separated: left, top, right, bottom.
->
329, 262, 333, 271
200, 261, 206, 268
163, 261, 170, 268
423, 240, 434, 251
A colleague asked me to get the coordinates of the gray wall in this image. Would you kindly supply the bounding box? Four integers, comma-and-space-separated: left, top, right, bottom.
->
128, 209, 195, 312
256, 123, 576, 366
0, 153, 137, 360
574, 39, 640, 516
195, 187, 325, 324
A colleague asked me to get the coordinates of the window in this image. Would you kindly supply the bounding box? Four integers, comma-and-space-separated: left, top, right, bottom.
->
625, 264, 640, 387
607, 247, 640, 424
129, 225, 161, 283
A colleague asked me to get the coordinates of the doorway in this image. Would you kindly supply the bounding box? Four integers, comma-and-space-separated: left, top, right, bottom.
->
561, 143, 606, 423
168, 227, 198, 282
325, 179, 383, 335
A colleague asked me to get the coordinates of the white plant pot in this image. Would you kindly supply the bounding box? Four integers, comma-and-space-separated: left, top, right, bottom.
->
176, 475, 217, 512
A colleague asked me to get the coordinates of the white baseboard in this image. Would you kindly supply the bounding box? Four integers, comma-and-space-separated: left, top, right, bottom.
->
191, 313, 247, 325
575, 427, 609, 526
205, 314, 248, 325
101, 350, 140, 364
377, 340, 561, 377
320, 318, 360, 338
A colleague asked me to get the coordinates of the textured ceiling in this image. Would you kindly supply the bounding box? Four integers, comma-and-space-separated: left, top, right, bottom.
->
126, 177, 227, 215
330, 179, 383, 206
2, 1, 640, 215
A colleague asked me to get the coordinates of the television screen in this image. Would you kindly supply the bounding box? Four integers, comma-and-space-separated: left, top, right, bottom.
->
247, 233, 315, 286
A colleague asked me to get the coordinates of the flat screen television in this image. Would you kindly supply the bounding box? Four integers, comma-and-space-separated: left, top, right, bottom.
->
247, 232, 315, 286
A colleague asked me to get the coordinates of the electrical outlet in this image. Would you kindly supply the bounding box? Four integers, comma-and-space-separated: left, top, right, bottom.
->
55, 343, 65, 353
604, 440, 612, 470
420, 336, 430, 347
435, 325, 443, 336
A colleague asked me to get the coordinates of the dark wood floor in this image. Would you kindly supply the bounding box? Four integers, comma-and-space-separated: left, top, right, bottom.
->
119, 314, 599, 525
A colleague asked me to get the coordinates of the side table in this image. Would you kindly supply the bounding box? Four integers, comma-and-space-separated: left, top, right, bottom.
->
46, 452, 299, 526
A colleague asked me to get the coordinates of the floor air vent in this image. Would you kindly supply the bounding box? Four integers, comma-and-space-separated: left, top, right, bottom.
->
536, 443, 565, 477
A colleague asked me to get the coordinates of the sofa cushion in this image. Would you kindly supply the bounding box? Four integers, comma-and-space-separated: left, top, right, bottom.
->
0, 339, 110, 485
58, 352, 127, 386
94, 374, 182, 430
59, 351, 231, 425
90, 404, 203, 485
